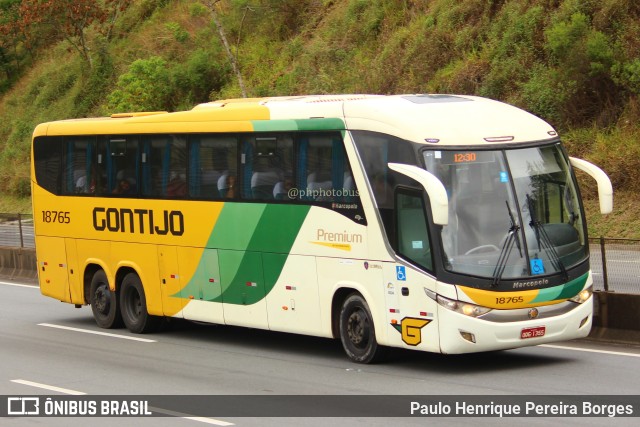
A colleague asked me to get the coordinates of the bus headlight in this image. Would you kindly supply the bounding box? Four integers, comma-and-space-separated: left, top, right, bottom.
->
569, 286, 592, 304
436, 295, 492, 318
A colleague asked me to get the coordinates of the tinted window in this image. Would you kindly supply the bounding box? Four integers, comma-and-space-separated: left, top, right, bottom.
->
62, 137, 96, 195
140, 135, 186, 198
33, 136, 62, 194
396, 191, 433, 271
32, 131, 364, 222
297, 133, 353, 202
241, 134, 293, 200
189, 135, 238, 199
352, 130, 418, 240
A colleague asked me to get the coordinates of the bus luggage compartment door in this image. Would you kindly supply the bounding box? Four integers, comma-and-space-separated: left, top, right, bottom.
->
36, 236, 71, 302
177, 247, 224, 324
158, 245, 185, 318
219, 250, 267, 328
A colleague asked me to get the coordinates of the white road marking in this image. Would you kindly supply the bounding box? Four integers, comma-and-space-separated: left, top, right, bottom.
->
540, 344, 640, 358
38, 323, 157, 343
0, 281, 38, 289
152, 409, 236, 426
182, 417, 235, 426
11, 380, 235, 425
11, 379, 86, 395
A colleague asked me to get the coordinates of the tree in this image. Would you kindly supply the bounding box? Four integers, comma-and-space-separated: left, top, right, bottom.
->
18, 0, 131, 68
0, 0, 23, 83
204, 0, 247, 97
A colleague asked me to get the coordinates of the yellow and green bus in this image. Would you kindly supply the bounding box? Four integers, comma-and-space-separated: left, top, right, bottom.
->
31, 95, 612, 363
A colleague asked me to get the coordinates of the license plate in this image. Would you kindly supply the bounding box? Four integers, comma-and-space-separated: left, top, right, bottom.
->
521, 326, 546, 339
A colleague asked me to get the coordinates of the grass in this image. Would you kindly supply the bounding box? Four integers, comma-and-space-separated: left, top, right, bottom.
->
0, 196, 32, 215
583, 191, 640, 239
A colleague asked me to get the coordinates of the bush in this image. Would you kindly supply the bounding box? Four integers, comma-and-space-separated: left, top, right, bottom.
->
519, 66, 571, 125
107, 56, 172, 112
613, 59, 640, 94
165, 22, 189, 43
171, 49, 230, 108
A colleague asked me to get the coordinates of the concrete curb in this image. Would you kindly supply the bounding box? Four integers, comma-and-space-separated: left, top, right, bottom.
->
589, 291, 640, 345
0, 246, 37, 281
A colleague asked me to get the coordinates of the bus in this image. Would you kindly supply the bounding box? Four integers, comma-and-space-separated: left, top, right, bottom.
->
31, 94, 612, 363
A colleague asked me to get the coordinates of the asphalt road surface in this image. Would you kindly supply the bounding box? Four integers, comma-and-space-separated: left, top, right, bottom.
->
1, 278, 639, 426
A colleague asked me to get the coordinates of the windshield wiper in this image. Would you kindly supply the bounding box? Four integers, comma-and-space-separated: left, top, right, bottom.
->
491, 201, 523, 287
526, 194, 568, 280
563, 185, 579, 226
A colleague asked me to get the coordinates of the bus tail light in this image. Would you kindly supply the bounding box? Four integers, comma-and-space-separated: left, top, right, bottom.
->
436, 295, 492, 318
569, 286, 592, 304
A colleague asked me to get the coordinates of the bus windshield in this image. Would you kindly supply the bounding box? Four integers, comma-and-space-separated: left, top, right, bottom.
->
423, 143, 586, 280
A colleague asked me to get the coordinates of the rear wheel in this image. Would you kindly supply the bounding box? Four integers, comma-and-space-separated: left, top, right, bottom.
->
339, 293, 384, 363
120, 272, 161, 333
89, 270, 122, 329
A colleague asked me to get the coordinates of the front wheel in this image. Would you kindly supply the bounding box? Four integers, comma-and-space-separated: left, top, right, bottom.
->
339, 293, 384, 364
120, 273, 161, 334
89, 270, 122, 329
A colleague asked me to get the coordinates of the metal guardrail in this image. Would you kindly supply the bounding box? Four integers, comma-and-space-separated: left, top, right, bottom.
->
589, 237, 640, 294
1, 213, 638, 293
0, 213, 34, 248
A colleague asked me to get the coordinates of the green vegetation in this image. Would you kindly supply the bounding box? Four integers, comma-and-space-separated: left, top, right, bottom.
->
0, 0, 638, 237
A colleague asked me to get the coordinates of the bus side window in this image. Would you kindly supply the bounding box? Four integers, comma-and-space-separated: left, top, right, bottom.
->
140, 135, 186, 198
62, 137, 96, 195
167, 136, 187, 198
251, 156, 282, 199
396, 191, 433, 271
33, 136, 63, 195
300, 134, 348, 202
242, 134, 293, 201
95, 136, 140, 196
188, 134, 238, 199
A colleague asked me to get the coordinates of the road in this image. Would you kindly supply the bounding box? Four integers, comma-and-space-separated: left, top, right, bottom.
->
1, 278, 639, 426
0, 219, 34, 248
589, 243, 640, 293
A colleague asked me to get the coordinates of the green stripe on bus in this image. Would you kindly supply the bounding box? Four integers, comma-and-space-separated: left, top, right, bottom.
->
555, 272, 589, 300
251, 118, 345, 132
174, 203, 310, 305
530, 272, 589, 303
208, 203, 266, 250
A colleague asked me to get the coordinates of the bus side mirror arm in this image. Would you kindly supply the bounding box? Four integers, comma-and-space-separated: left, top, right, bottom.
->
569, 157, 613, 214
388, 163, 449, 225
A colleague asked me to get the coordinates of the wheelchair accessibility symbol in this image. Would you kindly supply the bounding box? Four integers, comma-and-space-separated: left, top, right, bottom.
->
531, 258, 545, 275
396, 266, 406, 281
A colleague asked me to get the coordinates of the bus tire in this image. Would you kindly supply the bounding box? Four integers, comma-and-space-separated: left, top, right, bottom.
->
120, 272, 161, 334
339, 293, 384, 364
89, 270, 122, 329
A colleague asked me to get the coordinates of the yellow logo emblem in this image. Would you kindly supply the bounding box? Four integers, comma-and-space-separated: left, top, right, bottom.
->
392, 317, 431, 346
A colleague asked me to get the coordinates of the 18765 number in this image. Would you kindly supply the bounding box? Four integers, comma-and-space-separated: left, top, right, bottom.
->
42, 210, 70, 224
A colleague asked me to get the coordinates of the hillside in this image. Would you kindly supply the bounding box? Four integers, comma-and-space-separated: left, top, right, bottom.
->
0, 0, 638, 237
